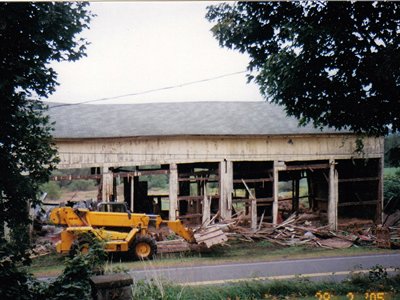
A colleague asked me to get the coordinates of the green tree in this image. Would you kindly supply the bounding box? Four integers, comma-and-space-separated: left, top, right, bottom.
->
206, 2, 400, 136
385, 134, 400, 167
0, 2, 93, 298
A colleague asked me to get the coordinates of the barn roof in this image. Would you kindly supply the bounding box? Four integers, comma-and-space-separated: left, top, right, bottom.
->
47, 101, 341, 139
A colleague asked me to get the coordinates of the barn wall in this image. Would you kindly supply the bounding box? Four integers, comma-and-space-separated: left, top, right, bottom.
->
53, 134, 384, 227
55, 135, 383, 169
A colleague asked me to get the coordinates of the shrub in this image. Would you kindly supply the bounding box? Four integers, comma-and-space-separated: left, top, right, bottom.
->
40, 181, 61, 200
384, 171, 400, 213
67, 180, 96, 192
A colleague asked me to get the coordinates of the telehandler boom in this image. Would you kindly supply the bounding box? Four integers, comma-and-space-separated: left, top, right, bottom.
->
49, 204, 195, 260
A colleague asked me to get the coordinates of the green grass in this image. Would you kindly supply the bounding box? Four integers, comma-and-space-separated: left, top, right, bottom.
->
30, 241, 398, 278
129, 273, 400, 299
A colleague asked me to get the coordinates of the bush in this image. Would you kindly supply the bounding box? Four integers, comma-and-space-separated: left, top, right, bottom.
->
384, 171, 400, 213
67, 180, 96, 192
1, 233, 107, 300
40, 181, 61, 200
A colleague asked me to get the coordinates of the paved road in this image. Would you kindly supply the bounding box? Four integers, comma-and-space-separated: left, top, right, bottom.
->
128, 253, 400, 285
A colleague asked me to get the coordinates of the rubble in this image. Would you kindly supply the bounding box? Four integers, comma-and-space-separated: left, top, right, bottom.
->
211, 212, 381, 249
158, 210, 400, 252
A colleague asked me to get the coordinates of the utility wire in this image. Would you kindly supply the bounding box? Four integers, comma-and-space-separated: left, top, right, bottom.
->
48, 70, 247, 109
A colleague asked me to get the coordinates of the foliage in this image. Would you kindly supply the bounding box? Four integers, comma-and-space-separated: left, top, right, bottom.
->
0, 233, 107, 300
206, 2, 400, 136
384, 171, 400, 213
40, 181, 62, 199
45, 233, 107, 300
66, 179, 96, 192
142, 174, 169, 190
385, 134, 400, 167
0, 2, 93, 299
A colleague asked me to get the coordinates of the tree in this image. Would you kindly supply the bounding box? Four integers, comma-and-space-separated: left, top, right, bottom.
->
0, 2, 93, 297
206, 2, 400, 136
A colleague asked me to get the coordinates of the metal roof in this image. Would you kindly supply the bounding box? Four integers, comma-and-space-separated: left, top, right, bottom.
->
47, 101, 340, 139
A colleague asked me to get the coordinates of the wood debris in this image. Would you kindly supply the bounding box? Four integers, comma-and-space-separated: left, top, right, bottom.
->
156, 240, 190, 254
214, 212, 383, 249
194, 226, 228, 248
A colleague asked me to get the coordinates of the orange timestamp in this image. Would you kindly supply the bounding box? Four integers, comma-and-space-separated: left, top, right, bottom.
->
315, 291, 388, 299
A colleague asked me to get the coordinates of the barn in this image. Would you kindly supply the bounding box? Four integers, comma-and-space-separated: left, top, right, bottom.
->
48, 101, 384, 229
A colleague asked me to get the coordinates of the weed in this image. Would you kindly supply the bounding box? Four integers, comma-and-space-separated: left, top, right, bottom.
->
125, 265, 400, 300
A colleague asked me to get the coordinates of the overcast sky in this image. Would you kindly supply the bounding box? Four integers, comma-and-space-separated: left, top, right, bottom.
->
44, 2, 264, 105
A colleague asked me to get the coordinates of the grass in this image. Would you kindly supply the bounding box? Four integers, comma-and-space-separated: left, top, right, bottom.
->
129, 271, 400, 299
30, 240, 398, 278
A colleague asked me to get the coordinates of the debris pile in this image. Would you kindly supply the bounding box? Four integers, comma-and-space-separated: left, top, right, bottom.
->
218, 212, 375, 249
159, 210, 398, 251
29, 241, 54, 258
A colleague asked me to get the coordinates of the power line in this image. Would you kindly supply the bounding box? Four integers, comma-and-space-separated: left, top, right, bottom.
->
48, 70, 247, 109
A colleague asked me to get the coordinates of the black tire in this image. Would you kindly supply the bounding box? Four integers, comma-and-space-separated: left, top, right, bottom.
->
130, 235, 157, 260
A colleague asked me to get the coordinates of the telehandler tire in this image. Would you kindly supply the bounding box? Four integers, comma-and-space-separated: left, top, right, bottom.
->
69, 234, 93, 257
131, 235, 157, 260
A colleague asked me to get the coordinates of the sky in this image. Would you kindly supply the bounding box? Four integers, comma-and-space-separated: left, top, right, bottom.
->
44, 2, 264, 105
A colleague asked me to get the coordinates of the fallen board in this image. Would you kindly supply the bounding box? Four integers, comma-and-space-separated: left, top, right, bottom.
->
156, 240, 190, 253
194, 227, 228, 248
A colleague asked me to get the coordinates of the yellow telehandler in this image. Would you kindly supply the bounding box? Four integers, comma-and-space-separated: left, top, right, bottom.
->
49, 202, 195, 260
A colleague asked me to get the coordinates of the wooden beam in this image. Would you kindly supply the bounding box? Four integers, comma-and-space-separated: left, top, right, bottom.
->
178, 195, 218, 201
220, 160, 233, 220
272, 161, 280, 225
338, 200, 377, 207
377, 157, 384, 224
102, 166, 113, 202
328, 159, 338, 230
202, 192, 211, 224
232, 197, 273, 203
242, 179, 257, 231
169, 163, 178, 221
233, 178, 273, 183
178, 177, 219, 182
285, 163, 330, 171
50, 169, 169, 181
338, 176, 379, 183
130, 175, 134, 212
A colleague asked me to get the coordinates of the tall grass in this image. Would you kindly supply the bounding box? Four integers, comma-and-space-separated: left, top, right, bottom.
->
129, 265, 400, 300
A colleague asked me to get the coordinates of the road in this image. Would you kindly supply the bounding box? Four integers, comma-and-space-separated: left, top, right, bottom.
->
128, 253, 400, 285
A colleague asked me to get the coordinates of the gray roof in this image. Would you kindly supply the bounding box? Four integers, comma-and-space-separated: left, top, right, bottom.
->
47, 101, 341, 139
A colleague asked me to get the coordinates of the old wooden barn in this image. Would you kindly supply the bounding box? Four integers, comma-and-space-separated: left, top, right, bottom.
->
48, 101, 384, 229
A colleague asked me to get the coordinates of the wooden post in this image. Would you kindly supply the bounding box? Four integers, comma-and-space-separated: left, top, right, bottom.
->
250, 198, 257, 230
272, 161, 280, 225
377, 157, 384, 224
242, 179, 257, 231
102, 166, 113, 202
169, 163, 178, 221
292, 176, 300, 213
328, 158, 338, 230
219, 159, 233, 220
202, 184, 210, 224
130, 175, 134, 212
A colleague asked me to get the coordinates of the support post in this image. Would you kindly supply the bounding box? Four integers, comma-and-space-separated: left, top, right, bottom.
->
102, 166, 113, 202
242, 179, 257, 231
328, 158, 338, 230
130, 175, 134, 212
169, 163, 178, 221
219, 159, 233, 220
377, 157, 384, 224
250, 198, 257, 231
202, 184, 210, 224
272, 161, 280, 225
